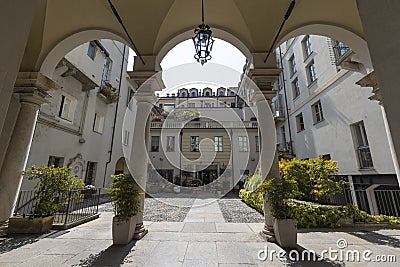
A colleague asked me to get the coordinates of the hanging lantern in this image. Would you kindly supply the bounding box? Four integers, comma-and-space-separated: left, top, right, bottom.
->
192, 0, 214, 65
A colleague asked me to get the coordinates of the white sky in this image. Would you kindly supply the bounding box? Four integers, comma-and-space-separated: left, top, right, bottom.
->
127, 38, 246, 93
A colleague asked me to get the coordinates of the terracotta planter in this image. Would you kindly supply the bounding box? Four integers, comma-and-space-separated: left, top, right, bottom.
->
8, 216, 54, 234
112, 215, 137, 245
274, 219, 297, 248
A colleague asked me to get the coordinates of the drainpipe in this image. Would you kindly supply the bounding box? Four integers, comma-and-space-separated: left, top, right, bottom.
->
103, 44, 127, 188
278, 46, 294, 155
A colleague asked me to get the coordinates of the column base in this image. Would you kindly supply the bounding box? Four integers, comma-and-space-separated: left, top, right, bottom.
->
260, 224, 276, 242
133, 223, 148, 240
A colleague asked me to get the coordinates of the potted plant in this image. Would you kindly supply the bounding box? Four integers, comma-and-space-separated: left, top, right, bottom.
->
260, 176, 298, 248
108, 173, 141, 245
9, 165, 84, 234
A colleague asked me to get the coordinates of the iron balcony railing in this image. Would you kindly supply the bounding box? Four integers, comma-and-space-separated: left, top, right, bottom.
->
14, 188, 101, 228
150, 120, 259, 129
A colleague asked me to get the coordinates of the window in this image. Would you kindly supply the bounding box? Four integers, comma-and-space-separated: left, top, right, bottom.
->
166, 136, 175, 152
151, 136, 160, 152
302, 35, 312, 58
281, 126, 287, 149
306, 60, 317, 84
238, 136, 248, 152
48, 156, 64, 167
58, 94, 75, 122
191, 91, 197, 97
230, 102, 236, 108
181, 92, 187, 97
204, 103, 211, 108
352, 121, 373, 169
219, 90, 225, 96
255, 136, 259, 152
87, 42, 96, 60
214, 136, 223, 152
292, 78, 300, 99
188, 103, 195, 108
322, 154, 331, 160
190, 136, 199, 152
93, 113, 104, 134
123, 130, 130, 146
289, 55, 296, 76
127, 87, 135, 109
311, 101, 324, 124
296, 113, 305, 132
205, 91, 211, 96
85, 162, 97, 185
101, 57, 112, 85
230, 91, 235, 96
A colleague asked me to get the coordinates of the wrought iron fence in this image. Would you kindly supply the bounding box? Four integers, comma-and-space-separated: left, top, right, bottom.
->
14, 188, 101, 228
330, 187, 400, 217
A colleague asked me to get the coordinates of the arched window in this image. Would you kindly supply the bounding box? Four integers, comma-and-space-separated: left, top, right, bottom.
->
219, 90, 225, 96
191, 91, 196, 97
205, 91, 210, 96
230, 91, 235, 96
181, 92, 187, 97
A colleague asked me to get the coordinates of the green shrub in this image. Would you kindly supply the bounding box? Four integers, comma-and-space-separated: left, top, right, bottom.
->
239, 187, 400, 228
280, 157, 345, 204
23, 165, 85, 217
108, 174, 141, 222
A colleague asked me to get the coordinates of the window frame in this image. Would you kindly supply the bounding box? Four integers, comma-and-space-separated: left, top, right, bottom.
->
296, 113, 305, 132
352, 121, 374, 169
288, 55, 297, 76
312, 100, 324, 124
166, 136, 175, 152
190, 136, 200, 152
87, 42, 96, 60
150, 136, 160, 152
292, 78, 300, 99
238, 136, 248, 152
306, 60, 317, 84
93, 113, 105, 134
214, 136, 223, 152
302, 35, 312, 59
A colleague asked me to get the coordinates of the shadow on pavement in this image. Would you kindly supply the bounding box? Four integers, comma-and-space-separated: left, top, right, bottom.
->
349, 231, 400, 248
74, 241, 138, 267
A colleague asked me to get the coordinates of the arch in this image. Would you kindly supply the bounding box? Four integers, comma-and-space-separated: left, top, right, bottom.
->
115, 157, 127, 175
156, 28, 252, 64
40, 30, 132, 79
277, 24, 372, 70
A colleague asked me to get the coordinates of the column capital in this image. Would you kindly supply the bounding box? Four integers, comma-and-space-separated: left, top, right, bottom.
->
13, 72, 57, 106
127, 70, 165, 91
248, 68, 281, 90
14, 72, 60, 92
134, 91, 157, 104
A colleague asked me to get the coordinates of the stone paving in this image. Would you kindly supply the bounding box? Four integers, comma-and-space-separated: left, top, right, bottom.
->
0, 198, 399, 266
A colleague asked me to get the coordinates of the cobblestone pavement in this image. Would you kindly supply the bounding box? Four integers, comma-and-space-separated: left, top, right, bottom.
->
218, 197, 264, 223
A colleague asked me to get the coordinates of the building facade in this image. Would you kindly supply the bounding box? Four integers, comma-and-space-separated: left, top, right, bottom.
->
272, 35, 398, 214
22, 40, 134, 191
147, 87, 260, 193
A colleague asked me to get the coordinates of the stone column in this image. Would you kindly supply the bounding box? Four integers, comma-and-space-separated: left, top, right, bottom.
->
128, 63, 164, 239
0, 1, 37, 170
0, 73, 57, 222
356, 0, 400, 188
248, 67, 281, 242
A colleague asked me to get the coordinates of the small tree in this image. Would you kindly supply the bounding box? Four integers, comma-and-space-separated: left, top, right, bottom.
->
23, 165, 85, 217
108, 174, 141, 222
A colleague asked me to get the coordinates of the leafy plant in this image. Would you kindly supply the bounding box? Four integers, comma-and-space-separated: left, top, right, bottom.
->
259, 177, 298, 219
98, 84, 119, 104
23, 165, 85, 217
280, 157, 345, 204
108, 174, 141, 222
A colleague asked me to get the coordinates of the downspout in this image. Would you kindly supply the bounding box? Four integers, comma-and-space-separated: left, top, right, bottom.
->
103, 44, 127, 188
278, 46, 294, 154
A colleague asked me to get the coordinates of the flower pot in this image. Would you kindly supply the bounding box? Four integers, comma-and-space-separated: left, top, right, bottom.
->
8, 216, 54, 234
112, 215, 137, 245
273, 219, 297, 248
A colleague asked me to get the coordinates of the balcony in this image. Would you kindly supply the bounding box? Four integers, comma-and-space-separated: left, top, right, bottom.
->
150, 120, 258, 129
